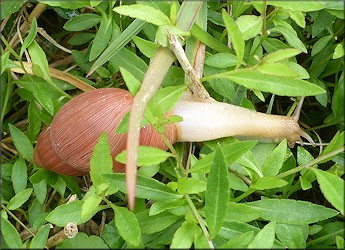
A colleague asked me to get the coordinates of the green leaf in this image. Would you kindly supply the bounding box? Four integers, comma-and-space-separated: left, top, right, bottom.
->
222, 9, 244, 67
109, 47, 148, 81
235, 15, 263, 41
103, 173, 183, 201
154, 85, 187, 113
113, 205, 141, 246
288, 10, 306, 28
247, 199, 339, 225
204, 68, 326, 96
20, 17, 38, 58
269, 25, 307, 53
116, 146, 172, 166
1, 51, 10, 74
226, 202, 262, 222
21, 79, 55, 116
170, 221, 196, 248
261, 139, 287, 176
236, 151, 263, 177
32, 180, 47, 205
8, 124, 34, 162
120, 67, 141, 96
190, 140, 257, 174
218, 220, 260, 242
89, 13, 112, 61
149, 199, 186, 216
286, 61, 310, 79
251, 177, 288, 190
205, 145, 229, 238
56, 232, 109, 249
35, 1, 89, 10
30, 224, 51, 249
11, 157, 27, 194
311, 35, 333, 57
114, 4, 171, 26
133, 36, 159, 58
1, 216, 22, 248
27, 102, 43, 141
228, 173, 249, 192
276, 223, 308, 249
63, 13, 101, 31
68, 32, 95, 46
204, 53, 237, 68
136, 210, 181, 234
46, 200, 105, 226
7, 188, 33, 210
312, 10, 337, 38
333, 44, 344, 59
204, 66, 235, 100
177, 177, 207, 194
81, 194, 103, 221
266, 1, 325, 11
90, 132, 113, 188
220, 231, 254, 248
27, 41, 53, 84
1, 0, 25, 20
319, 131, 344, 163
89, 19, 146, 76
190, 24, 230, 53
257, 62, 299, 77
247, 221, 276, 248
313, 169, 344, 215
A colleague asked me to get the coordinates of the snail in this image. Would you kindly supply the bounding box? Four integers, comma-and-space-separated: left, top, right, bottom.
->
33, 87, 315, 175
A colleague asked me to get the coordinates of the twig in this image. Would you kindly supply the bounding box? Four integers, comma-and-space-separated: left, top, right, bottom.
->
168, 33, 212, 102
276, 146, 344, 179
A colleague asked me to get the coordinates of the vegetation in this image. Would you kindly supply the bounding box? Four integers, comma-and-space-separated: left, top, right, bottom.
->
1, 0, 344, 248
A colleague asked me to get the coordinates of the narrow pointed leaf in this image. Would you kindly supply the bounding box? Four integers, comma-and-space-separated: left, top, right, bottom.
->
204, 68, 326, 96
90, 132, 113, 187
9, 124, 33, 162
247, 221, 276, 248
88, 19, 146, 76
113, 4, 171, 26
30, 224, 51, 249
205, 145, 229, 238
1, 217, 22, 248
113, 205, 141, 246
63, 13, 101, 31
116, 146, 172, 166
261, 139, 287, 176
7, 188, 33, 210
247, 199, 339, 225
313, 169, 344, 215
103, 173, 183, 200
222, 9, 245, 67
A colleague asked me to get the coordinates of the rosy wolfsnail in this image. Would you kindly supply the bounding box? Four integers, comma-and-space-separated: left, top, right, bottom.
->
33, 88, 315, 175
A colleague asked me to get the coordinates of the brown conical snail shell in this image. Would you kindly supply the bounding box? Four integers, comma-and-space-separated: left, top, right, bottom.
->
33, 88, 177, 175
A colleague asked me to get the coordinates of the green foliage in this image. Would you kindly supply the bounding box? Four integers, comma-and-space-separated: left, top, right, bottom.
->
1, 0, 344, 249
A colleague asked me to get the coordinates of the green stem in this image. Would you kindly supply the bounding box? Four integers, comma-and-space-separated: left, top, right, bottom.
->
232, 188, 256, 203
1, 203, 36, 238
276, 147, 344, 179
184, 195, 214, 249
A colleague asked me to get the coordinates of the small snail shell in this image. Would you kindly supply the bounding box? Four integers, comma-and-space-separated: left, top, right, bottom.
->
33, 88, 177, 175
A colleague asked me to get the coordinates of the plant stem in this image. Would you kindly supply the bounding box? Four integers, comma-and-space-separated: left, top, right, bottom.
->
184, 195, 215, 249
168, 33, 211, 102
1, 203, 37, 238
276, 146, 344, 179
